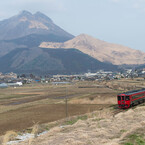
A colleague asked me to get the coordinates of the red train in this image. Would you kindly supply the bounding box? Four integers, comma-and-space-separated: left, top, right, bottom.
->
117, 88, 145, 109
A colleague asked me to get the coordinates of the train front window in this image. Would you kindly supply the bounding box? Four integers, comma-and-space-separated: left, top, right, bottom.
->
118, 96, 121, 101
125, 96, 130, 101
122, 96, 125, 100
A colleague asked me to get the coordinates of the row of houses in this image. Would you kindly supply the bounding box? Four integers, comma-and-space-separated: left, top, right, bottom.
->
0, 72, 24, 88
1, 68, 145, 87
0, 82, 23, 88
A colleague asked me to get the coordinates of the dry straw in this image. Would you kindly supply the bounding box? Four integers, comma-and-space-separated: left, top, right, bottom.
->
3, 131, 17, 145
28, 123, 39, 145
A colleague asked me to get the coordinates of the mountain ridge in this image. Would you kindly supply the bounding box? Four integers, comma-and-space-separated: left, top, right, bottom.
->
40, 34, 145, 65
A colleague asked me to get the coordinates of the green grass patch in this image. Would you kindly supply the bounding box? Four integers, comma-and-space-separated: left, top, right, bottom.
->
92, 118, 104, 122
124, 143, 133, 145
64, 115, 88, 125
123, 134, 145, 145
120, 129, 127, 133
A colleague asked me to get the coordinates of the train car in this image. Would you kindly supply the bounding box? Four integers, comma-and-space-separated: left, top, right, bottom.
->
117, 88, 145, 109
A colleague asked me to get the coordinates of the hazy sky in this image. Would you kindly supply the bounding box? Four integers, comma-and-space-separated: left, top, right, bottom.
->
0, 0, 145, 52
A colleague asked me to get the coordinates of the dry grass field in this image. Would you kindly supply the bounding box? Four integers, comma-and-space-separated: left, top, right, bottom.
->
16, 105, 145, 145
0, 78, 145, 143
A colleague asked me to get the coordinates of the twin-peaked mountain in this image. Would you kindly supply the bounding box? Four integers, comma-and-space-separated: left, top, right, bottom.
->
0, 10, 73, 41
0, 10, 74, 58
0, 10, 144, 74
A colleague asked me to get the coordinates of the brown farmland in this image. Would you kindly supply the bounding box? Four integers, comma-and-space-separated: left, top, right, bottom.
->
0, 79, 144, 135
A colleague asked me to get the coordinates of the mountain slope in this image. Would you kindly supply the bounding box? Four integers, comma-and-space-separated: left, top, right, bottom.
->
0, 40, 26, 57
40, 34, 145, 65
0, 10, 74, 58
6, 33, 72, 47
0, 47, 118, 74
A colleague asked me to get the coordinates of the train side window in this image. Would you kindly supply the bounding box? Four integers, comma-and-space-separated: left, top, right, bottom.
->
125, 96, 130, 100
118, 96, 121, 101
122, 96, 125, 100
132, 93, 143, 99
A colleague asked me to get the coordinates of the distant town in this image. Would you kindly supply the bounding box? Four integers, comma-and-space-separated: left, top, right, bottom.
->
0, 68, 145, 88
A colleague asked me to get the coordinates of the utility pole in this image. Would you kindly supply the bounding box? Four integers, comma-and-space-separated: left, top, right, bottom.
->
65, 86, 68, 117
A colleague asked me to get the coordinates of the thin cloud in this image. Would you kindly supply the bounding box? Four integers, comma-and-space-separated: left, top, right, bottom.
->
10, 0, 65, 11
0, 0, 66, 20
111, 0, 120, 3
132, 0, 145, 12
111, 0, 145, 12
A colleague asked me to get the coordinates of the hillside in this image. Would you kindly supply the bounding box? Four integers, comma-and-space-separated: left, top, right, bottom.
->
16, 105, 145, 145
0, 11, 144, 74
0, 11, 120, 74
0, 47, 117, 74
0, 10, 74, 58
40, 34, 145, 65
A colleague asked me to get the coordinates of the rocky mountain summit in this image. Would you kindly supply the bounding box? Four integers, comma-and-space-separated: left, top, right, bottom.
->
0, 10, 74, 57
0, 10, 74, 41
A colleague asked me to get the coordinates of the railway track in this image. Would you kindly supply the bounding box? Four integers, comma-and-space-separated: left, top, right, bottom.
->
112, 108, 126, 117
112, 102, 145, 117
